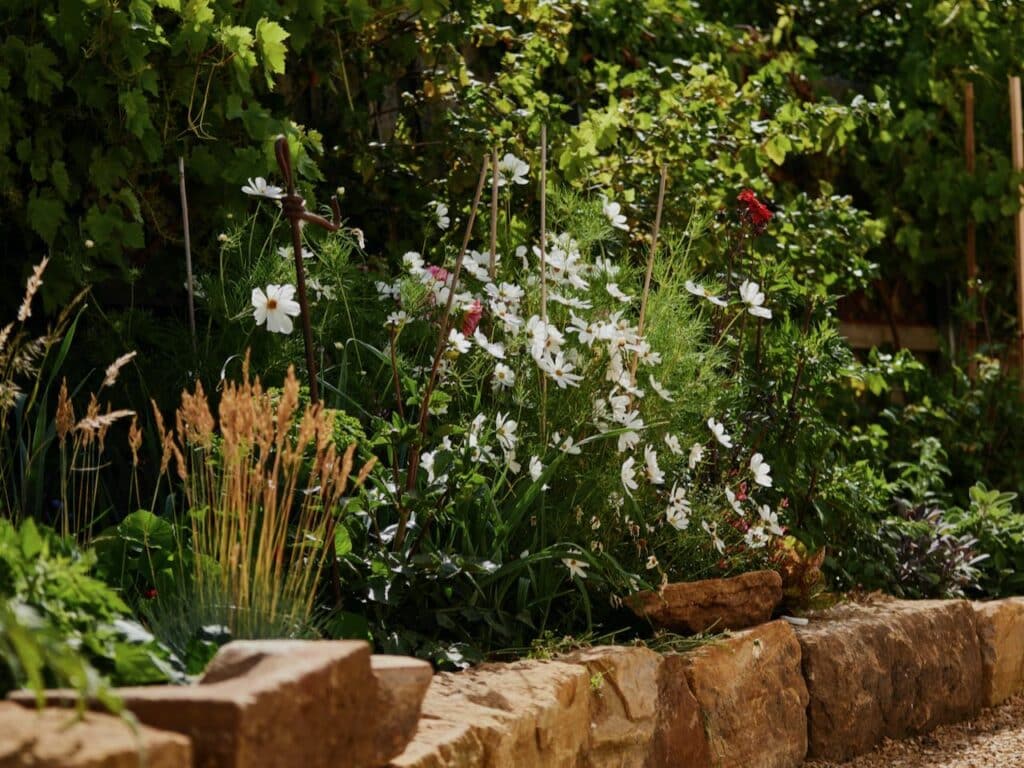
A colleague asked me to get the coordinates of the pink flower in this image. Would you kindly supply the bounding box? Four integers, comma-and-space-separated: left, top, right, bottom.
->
427, 265, 450, 282
462, 299, 483, 335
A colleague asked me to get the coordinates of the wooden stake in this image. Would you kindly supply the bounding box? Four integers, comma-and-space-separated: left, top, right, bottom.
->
1009, 76, 1024, 382
539, 126, 549, 444
489, 147, 499, 280
539, 126, 548, 322
178, 156, 197, 354
965, 82, 978, 378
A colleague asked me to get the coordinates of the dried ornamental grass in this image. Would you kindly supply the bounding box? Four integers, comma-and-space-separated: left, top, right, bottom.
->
157, 361, 375, 637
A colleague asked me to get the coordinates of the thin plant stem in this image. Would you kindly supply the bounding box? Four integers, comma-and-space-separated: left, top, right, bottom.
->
630, 163, 668, 383
399, 157, 490, 546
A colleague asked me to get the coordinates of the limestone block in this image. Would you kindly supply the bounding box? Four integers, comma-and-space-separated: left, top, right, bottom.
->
797, 599, 984, 762
628, 571, 783, 634
682, 620, 808, 768
389, 659, 592, 768
569, 646, 662, 768
646, 654, 712, 768
10, 640, 430, 768
0, 701, 192, 768
973, 597, 1024, 706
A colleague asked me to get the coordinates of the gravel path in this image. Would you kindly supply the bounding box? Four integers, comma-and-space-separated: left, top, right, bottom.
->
806, 695, 1024, 768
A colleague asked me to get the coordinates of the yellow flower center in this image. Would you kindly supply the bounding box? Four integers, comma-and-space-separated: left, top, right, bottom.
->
266, 299, 278, 310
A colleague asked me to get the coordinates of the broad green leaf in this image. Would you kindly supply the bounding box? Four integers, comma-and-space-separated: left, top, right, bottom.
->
256, 18, 289, 88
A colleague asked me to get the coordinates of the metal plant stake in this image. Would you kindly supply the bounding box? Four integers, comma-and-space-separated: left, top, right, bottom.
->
274, 135, 343, 405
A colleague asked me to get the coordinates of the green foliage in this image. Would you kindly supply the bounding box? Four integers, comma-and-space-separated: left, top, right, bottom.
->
0, 518, 185, 687
949, 484, 1024, 596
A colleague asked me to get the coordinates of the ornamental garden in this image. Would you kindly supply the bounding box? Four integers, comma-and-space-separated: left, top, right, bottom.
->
3, 1, 1024, 766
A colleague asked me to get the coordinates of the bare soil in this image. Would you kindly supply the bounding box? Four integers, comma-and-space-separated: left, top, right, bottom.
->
806, 695, 1024, 768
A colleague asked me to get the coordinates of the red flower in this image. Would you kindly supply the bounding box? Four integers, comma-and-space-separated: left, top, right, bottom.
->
143, 587, 158, 600
737, 188, 773, 232
462, 299, 483, 336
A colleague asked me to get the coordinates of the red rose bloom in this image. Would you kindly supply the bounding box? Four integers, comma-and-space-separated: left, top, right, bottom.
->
737, 188, 773, 232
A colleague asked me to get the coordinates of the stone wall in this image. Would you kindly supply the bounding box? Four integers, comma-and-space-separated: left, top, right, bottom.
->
6, 597, 1024, 767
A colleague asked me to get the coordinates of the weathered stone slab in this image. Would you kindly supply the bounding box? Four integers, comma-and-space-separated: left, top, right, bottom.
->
0, 701, 192, 768
973, 597, 1024, 706
628, 570, 782, 634
568, 646, 661, 768
389, 659, 592, 768
682, 620, 808, 768
646, 654, 712, 768
10, 640, 430, 768
797, 599, 984, 762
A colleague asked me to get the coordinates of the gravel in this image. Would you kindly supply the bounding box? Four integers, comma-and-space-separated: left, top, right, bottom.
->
806, 695, 1024, 768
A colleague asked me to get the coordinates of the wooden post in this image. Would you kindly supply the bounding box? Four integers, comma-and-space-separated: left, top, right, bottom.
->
1009, 76, 1024, 382
964, 83, 978, 379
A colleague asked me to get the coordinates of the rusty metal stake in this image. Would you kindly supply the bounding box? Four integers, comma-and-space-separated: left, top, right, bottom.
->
274, 135, 343, 405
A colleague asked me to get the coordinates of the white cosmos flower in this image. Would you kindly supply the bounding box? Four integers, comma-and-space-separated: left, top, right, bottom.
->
702, 519, 726, 554
551, 432, 582, 455
725, 488, 744, 516
307, 278, 335, 301
621, 457, 639, 495
495, 413, 518, 452
421, 450, 435, 480
550, 293, 593, 310
473, 329, 506, 359
252, 284, 301, 334
644, 445, 665, 485
602, 197, 630, 231
431, 201, 451, 230
688, 442, 705, 469
685, 280, 728, 307
649, 375, 674, 402
759, 504, 785, 537
385, 310, 408, 329
739, 280, 772, 319
529, 456, 544, 481
645, 555, 659, 570
563, 557, 589, 579
403, 251, 425, 275
606, 283, 633, 303
707, 417, 733, 448
242, 177, 283, 199
447, 329, 471, 354
539, 352, 583, 388
750, 453, 773, 487
664, 434, 683, 455
745, 526, 770, 549
497, 153, 530, 186
277, 245, 314, 261
666, 504, 690, 531
492, 363, 516, 390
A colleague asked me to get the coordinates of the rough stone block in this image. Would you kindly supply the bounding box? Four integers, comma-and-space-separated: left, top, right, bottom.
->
389, 659, 592, 768
0, 701, 192, 768
568, 646, 662, 768
682, 620, 808, 768
973, 597, 1024, 706
646, 654, 712, 768
10, 640, 430, 768
628, 571, 783, 634
797, 599, 984, 762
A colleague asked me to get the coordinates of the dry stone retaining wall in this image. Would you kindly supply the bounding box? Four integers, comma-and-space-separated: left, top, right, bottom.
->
6, 596, 1024, 767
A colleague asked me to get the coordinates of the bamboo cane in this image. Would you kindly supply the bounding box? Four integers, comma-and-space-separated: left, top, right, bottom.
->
965, 83, 978, 379
1009, 77, 1024, 383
